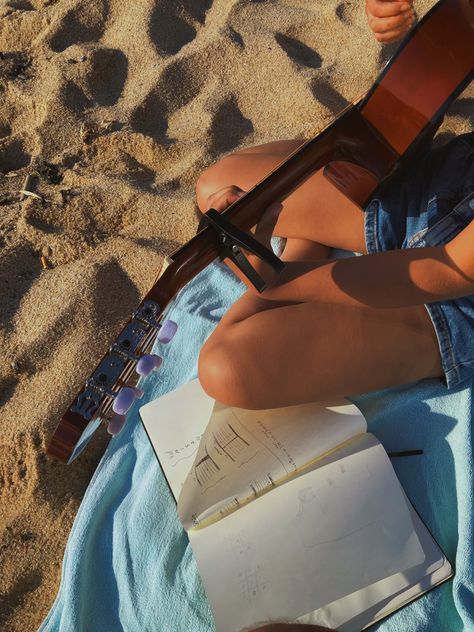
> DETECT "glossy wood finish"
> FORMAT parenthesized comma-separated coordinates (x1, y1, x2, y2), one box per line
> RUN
(47, 0, 474, 463)
(361, 0, 474, 154)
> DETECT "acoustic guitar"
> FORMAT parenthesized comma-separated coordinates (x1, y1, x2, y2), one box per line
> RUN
(47, 0, 474, 463)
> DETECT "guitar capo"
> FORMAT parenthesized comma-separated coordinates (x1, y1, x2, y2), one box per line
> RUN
(198, 208, 285, 293)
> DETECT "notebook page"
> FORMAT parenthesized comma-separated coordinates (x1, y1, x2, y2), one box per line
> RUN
(178, 394, 367, 529)
(139, 378, 215, 499)
(296, 503, 449, 631)
(189, 433, 425, 632)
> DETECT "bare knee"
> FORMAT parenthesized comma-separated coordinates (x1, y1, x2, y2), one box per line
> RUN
(195, 156, 236, 212)
(198, 337, 263, 409)
(195, 169, 214, 212)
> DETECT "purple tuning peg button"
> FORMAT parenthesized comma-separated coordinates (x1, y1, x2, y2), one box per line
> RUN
(157, 320, 177, 344)
(107, 413, 127, 436)
(136, 354, 163, 377)
(112, 386, 143, 415)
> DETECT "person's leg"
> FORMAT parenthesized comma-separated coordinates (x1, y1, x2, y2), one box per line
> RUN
(198, 288, 444, 409)
(195, 140, 376, 256)
(197, 207, 444, 409)
(196, 141, 444, 408)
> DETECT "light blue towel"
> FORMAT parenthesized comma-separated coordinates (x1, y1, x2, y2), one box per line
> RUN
(40, 255, 474, 632)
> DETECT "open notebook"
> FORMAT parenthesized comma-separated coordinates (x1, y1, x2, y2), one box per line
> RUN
(139, 378, 452, 632)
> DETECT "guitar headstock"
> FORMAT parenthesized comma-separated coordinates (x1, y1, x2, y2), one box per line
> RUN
(47, 298, 178, 463)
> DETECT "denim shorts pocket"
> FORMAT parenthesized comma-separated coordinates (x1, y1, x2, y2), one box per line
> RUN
(407, 193, 474, 249)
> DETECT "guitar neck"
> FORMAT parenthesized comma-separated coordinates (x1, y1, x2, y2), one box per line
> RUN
(150, 105, 398, 309)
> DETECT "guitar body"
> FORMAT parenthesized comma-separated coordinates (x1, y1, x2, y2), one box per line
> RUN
(48, 0, 474, 463)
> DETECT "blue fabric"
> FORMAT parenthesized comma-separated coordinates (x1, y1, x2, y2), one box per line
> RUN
(364, 132, 474, 390)
(39, 253, 474, 632)
(365, 133, 474, 254)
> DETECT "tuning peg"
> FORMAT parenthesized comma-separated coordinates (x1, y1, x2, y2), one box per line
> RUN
(136, 353, 162, 377)
(107, 413, 127, 435)
(112, 386, 144, 415)
(158, 320, 177, 344)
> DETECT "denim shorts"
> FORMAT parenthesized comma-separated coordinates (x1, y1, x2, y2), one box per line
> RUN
(364, 132, 474, 389)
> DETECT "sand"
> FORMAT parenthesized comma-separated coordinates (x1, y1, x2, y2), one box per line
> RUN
(0, 0, 472, 629)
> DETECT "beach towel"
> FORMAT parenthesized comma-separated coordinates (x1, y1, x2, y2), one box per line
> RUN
(39, 250, 474, 632)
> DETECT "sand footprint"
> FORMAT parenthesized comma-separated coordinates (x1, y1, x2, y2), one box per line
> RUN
(88, 259, 140, 330)
(208, 96, 253, 156)
(0, 564, 43, 632)
(5, 0, 34, 10)
(62, 79, 90, 114)
(0, 570, 42, 630)
(0, 119, 12, 139)
(0, 244, 41, 336)
(84, 48, 128, 106)
(150, 0, 213, 56)
(0, 51, 31, 81)
(335, 0, 356, 26)
(0, 373, 18, 408)
(0, 136, 31, 173)
(130, 54, 207, 140)
(48, 0, 109, 53)
(130, 94, 170, 142)
(274, 33, 322, 70)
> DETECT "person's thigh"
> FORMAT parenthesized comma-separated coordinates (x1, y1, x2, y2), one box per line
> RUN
(195, 141, 374, 254)
(199, 292, 443, 409)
